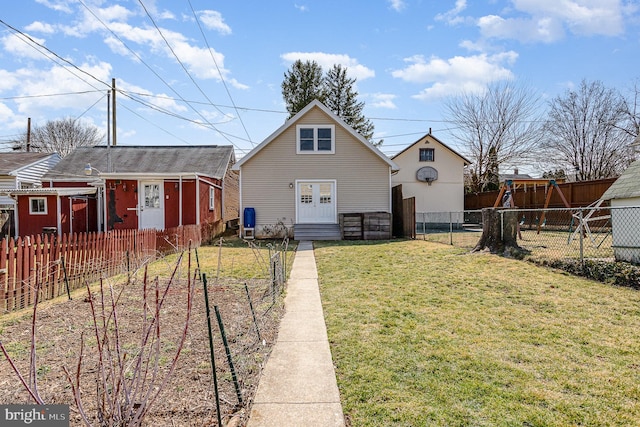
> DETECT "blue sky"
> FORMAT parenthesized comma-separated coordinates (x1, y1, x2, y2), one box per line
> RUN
(1, 0, 639, 163)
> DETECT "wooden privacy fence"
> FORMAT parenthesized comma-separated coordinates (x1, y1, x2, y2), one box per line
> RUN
(464, 178, 617, 210)
(0, 225, 202, 314)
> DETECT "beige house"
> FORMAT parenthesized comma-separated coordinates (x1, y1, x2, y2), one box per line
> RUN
(391, 132, 470, 229)
(232, 100, 398, 240)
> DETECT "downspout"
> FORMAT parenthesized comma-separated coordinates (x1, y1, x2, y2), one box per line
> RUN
(238, 168, 243, 234)
(195, 174, 200, 225)
(102, 184, 107, 232)
(13, 196, 19, 237)
(57, 195, 62, 235)
(179, 175, 183, 226)
(388, 166, 393, 212)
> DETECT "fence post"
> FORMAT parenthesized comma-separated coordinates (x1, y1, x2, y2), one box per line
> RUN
(579, 209, 584, 269)
(201, 274, 223, 427)
(60, 256, 71, 300)
(449, 211, 453, 245)
(214, 305, 243, 405)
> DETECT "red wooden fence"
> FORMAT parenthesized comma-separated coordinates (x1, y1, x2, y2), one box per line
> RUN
(0, 225, 202, 314)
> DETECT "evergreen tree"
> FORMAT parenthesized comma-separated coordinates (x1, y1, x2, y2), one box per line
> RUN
(323, 64, 376, 142)
(281, 60, 325, 119)
(281, 62, 379, 145)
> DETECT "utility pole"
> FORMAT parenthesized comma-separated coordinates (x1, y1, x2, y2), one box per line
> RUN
(107, 91, 112, 173)
(26, 117, 31, 152)
(112, 78, 117, 147)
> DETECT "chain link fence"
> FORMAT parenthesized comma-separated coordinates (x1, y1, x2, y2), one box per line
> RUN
(418, 206, 640, 265)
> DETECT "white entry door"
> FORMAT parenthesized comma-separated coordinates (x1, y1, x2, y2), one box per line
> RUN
(139, 181, 164, 230)
(297, 181, 336, 223)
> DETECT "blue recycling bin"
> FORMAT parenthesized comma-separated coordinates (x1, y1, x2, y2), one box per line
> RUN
(243, 207, 255, 228)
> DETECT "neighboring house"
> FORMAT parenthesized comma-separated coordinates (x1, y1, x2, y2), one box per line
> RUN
(232, 100, 399, 240)
(601, 160, 640, 264)
(0, 152, 61, 238)
(391, 132, 470, 228)
(6, 145, 238, 237)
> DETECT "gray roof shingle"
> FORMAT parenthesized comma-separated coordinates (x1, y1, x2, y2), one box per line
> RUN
(601, 160, 640, 200)
(0, 152, 56, 175)
(43, 146, 234, 181)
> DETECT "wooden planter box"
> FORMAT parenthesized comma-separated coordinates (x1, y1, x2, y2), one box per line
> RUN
(340, 212, 391, 240)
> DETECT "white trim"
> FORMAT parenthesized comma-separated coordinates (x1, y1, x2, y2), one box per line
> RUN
(195, 175, 200, 225)
(295, 179, 337, 224)
(179, 175, 183, 226)
(68, 197, 73, 234)
(296, 124, 336, 154)
(29, 197, 48, 215)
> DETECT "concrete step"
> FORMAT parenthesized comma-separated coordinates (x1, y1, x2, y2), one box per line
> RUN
(294, 224, 341, 241)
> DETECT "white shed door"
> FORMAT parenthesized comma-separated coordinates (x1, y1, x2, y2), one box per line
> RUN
(139, 181, 164, 230)
(297, 181, 336, 224)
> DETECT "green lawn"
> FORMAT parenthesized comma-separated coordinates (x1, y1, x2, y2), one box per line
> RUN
(314, 239, 640, 427)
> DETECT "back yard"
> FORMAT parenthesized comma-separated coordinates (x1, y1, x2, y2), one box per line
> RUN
(315, 239, 640, 427)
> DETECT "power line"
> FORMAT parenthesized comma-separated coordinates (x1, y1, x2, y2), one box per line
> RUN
(77, 0, 246, 151)
(0, 19, 111, 90)
(136, 0, 244, 149)
(187, 0, 253, 145)
(0, 90, 105, 101)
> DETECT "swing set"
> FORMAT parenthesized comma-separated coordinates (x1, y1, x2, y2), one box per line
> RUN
(493, 179, 611, 246)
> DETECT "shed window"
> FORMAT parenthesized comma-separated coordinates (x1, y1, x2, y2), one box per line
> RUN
(419, 148, 435, 162)
(209, 186, 215, 210)
(29, 197, 47, 215)
(296, 125, 335, 154)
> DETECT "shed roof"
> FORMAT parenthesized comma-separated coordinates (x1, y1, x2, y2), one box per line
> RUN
(43, 145, 235, 181)
(601, 160, 640, 200)
(0, 152, 59, 175)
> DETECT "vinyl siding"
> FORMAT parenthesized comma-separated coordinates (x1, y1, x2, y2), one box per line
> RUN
(392, 135, 466, 213)
(240, 107, 391, 232)
(0, 177, 17, 207)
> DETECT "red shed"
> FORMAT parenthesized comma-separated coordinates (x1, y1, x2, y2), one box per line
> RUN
(40, 145, 238, 235)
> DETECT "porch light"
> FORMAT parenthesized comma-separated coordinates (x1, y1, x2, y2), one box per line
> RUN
(84, 163, 101, 176)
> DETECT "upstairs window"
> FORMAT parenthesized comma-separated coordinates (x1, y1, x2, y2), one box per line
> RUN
(297, 125, 335, 154)
(209, 187, 215, 210)
(419, 148, 435, 162)
(29, 197, 47, 215)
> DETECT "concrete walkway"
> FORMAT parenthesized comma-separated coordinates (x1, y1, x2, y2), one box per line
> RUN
(247, 241, 345, 427)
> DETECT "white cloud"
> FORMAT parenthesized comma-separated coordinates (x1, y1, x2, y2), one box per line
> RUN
(24, 21, 56, 34)
(199, 10, 232, 35)
(294, 4, 309, 12)
(281, 52, 375, 81)
(435, 0, 467, 25)
(369, 93, 397, 109)
(478, 0, 625, 43)
(391, 52, 517, 100)
(0, 33, 49, 60)
(388, 0, 406, 12)
(34, 0, 73, 14)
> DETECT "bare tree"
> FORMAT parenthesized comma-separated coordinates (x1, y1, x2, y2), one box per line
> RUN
(620, 79, 640, 145)
(13, 117, 104, 157)
(542, 79, 633, 181)
(444, 81, 543, 193)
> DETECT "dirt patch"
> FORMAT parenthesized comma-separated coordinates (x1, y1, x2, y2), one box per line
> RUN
(0, 255, 285, 426)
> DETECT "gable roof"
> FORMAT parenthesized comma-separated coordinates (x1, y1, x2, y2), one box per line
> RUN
(43, 145, 235, 181)
(391, 133, 472, 165)
(233, 100, 398, 171)
(601, 160, 640, 200)
(0, 152, 60, 175)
